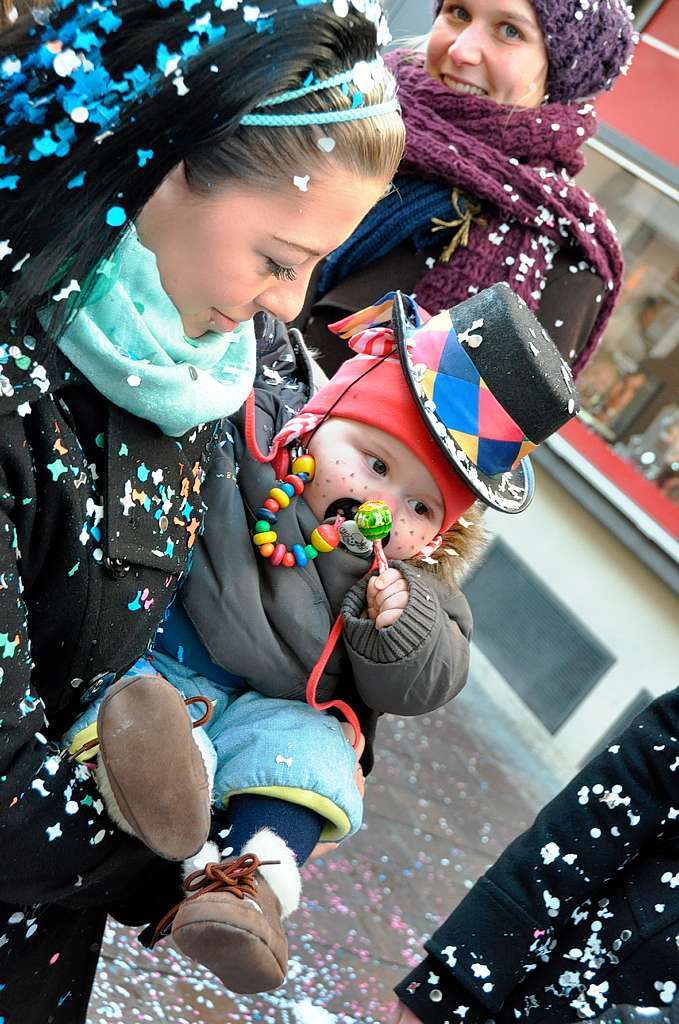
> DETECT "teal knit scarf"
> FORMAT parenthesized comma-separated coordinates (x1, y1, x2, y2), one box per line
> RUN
(50, 226, 256, 437)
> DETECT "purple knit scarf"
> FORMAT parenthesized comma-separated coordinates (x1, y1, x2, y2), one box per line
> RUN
(387, 52, 624, 375)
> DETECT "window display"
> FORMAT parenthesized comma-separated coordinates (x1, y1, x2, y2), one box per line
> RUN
(574, 149, 679, 516)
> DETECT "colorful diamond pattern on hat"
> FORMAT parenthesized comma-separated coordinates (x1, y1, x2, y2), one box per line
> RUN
(413, 311, 536, 477)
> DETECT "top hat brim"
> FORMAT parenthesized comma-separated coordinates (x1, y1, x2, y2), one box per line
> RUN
(392, 291, 535, 514)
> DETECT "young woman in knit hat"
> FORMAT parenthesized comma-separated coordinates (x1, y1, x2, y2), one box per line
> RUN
(299, 0, 636, 379)
(0, 0, 404, 1018)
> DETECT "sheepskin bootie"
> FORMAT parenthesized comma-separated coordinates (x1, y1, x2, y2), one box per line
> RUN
(152, 830, 301, 994)
(94, 674, 213, 861)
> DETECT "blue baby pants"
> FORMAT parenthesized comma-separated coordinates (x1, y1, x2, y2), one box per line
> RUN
(66, 652, 364, 842)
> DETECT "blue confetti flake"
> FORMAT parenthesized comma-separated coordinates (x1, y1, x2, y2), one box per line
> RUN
(106, 206, 126, 227)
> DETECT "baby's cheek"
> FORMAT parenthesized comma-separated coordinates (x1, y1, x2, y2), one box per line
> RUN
(389, 517, 432, 557)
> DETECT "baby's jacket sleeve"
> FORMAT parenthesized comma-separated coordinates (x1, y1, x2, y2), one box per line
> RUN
(340, 561, 472, 716)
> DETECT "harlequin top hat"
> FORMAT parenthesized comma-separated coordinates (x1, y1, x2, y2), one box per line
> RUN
(302, 282, 579, 517)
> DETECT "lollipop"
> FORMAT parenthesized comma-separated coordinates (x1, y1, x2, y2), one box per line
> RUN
(355, 499, 392, 572)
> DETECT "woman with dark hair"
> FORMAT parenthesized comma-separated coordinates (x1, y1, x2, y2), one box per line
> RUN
(299, 0, 636, 378)
(0, 0, 403, 1018)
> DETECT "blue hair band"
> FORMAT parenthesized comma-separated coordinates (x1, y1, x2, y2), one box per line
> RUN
(240, 96, 399, 127)
(259, 59, 382, 107)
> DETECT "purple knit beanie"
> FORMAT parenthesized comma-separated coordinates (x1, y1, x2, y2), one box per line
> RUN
(431, 0, 637, 103)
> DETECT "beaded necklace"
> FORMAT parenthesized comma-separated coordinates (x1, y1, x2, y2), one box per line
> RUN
(251, 453, 345, 568)
(252, 452, 393, 572)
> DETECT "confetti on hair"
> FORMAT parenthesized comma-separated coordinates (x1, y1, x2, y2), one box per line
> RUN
(106, 206, 126, 227)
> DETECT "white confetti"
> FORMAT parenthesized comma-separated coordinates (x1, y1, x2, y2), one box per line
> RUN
(127, 374, 141, 388)
(53, 48, 81, 77)
(540, 841, 560, 864)
(459, 318, 484, 348)
(53, 279, 80, 302)
(276, 754, 293, 768)
(46, 823, 63, 841)
(316, 136, 336, 153)
(292, 1000, 337, 1023)
(293, 175, 310, 192)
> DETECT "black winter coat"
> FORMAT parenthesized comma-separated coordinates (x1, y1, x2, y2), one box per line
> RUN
(395, 687, 679, 1022)
(0, 340, 216, 908)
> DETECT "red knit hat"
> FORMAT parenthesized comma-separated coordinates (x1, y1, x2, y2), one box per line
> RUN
(302, 352, 477, 533)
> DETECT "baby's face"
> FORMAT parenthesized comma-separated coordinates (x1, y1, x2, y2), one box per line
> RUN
(304, 419, 445, 560)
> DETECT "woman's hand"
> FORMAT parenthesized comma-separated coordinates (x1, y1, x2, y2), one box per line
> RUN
(390, 1002, 424, 1023)
(366, 567, 409, 629)
(309, 721, 366, 860)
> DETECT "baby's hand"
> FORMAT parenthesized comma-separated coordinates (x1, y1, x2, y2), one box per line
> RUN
(366, 567, 409, 630)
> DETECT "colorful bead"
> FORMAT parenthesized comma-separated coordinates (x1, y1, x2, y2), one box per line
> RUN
(253, 450, 337, 570)
(311, 523, 340, 553)
(284, 474, 305, 495)
(253, 530, 277, 546)
(291, 544, 308, 567)
(269, 486, 290, 508)
(270, 544, 286, 566)
(355, 499, 392, 540)
(256, 507, 277, 524)
(292, 454, 315, 481)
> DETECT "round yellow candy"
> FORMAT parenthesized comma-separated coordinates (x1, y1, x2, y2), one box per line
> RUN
(269, 487, 290, 508)
(253, 530, 277, 546)
(292, 455, 316, 482)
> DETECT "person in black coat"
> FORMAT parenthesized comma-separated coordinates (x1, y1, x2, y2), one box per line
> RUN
(0, 1, 404, 1020)
(391, 687, 679, 1023)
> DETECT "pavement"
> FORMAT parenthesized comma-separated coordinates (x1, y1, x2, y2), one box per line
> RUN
(86, 658, 568, 1024)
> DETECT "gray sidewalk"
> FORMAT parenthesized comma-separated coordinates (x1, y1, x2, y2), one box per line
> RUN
(87, 662, 567, 1024)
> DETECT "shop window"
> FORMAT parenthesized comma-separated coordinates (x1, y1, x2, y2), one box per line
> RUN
(573, 149, 679, 526)
(464, 539, 616, 734)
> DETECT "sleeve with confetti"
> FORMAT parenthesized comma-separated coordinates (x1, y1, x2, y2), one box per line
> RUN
(340, 561, 472, 716)
(395, 687, 679, 1020)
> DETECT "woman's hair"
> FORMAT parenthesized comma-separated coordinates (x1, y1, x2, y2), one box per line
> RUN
(0, 0, 403, 339)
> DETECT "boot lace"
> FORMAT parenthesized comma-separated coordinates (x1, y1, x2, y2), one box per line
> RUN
(149, 853, 280, 947)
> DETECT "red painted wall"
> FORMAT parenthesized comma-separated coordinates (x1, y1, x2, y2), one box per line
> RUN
(595, 0, 679, 167)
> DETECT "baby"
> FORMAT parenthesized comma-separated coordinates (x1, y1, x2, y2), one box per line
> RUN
(67, 283, 579, 994)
